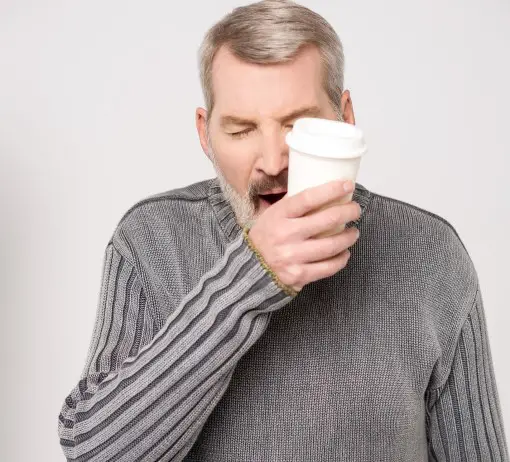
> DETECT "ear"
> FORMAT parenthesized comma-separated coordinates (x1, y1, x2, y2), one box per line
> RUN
(196, 107, 210, 159)
(340, 90, 356, 125)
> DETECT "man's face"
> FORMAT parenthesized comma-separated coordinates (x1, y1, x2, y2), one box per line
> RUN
(196, 44, 352, 228)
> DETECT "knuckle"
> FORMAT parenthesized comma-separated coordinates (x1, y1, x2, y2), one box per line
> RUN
(327, 209, 341, 227)
(341, 202, 359, 223)
(291, 265, 304, 283)
(336, 234, 349, 251)
(327, 259, 339, 276)
(338, 250, 350, 268)
(329, 237, 344, 255)
(302, 190, 313, 209)
(279, 245, 294, 263)
(348, 225, 360, 238)
(350, 201, 360, 217)
(334, 206, 348, 226)
(293, 265, 304, 280)
(281, 265, 303, 286)
(332, 181, 344, 197)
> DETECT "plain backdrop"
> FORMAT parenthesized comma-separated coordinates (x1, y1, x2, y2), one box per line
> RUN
(0, 0, 509, 460)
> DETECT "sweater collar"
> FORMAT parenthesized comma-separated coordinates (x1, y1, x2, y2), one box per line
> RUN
(208, 177, 372, 243)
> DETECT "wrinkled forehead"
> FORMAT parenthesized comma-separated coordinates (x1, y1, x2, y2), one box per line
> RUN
(209, 45, 328, 120)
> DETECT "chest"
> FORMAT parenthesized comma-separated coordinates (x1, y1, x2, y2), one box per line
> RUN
(183, 278, 436, 461)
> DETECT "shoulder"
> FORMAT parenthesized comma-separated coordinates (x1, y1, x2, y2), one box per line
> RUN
(366, 189, 482, 385)
(368, 189, 471, 258)
(109, 178, 215, 258)
(365, 187, 479, 314)
(120, 178, 212, 223)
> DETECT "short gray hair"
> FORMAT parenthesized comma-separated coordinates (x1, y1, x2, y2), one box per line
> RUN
(198, 0, 345, 120)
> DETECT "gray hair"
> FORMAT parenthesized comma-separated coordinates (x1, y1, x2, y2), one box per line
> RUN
(198, 0, 345, 121)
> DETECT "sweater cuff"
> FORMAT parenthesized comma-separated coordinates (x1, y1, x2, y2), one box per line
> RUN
(242, 226, 298, 298)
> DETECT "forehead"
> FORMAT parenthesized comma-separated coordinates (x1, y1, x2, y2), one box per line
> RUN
(210, 45, 327, 118)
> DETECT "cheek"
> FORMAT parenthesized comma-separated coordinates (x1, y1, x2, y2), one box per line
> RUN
(212, 138, 257, 191)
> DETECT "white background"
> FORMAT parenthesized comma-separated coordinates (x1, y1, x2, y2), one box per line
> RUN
(0, 0, 508, 460)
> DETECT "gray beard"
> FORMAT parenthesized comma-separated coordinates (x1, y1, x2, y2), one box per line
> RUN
(209, 150, 257, 230)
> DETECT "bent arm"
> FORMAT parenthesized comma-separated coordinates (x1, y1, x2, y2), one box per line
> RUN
(58, 235, 293, 461)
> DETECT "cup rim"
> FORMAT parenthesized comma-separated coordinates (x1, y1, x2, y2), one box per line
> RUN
(286, 117, 367, 159)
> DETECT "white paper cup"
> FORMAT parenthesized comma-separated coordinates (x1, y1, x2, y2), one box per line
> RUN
(285, 118, 367, 237)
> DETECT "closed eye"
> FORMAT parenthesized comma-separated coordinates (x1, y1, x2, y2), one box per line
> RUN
(229, 124, 292, 138)
(229, 128, 254, 139)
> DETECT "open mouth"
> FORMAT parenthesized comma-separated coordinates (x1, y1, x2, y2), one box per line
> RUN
(259, 192, 287, 206)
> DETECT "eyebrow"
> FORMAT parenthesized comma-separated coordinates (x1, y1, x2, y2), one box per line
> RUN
(219, 105, 322, 128)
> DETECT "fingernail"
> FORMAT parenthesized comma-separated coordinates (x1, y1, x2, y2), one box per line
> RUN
(343, 180, 354, 192)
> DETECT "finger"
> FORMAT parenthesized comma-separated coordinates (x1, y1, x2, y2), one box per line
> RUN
(284, 179, 354, 218)
(296, 226, 359, 263)
(303, 248, 351, 283)
(296, 201, 361, 239)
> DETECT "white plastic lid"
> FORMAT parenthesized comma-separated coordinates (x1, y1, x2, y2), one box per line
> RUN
(285, 117, 368, 159)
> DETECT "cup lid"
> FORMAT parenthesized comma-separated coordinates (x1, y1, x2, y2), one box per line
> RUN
(286, 117, 368, 159)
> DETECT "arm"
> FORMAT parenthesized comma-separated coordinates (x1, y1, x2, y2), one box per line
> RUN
(425, 289, 509, 461)
(58, 234, 294, 461)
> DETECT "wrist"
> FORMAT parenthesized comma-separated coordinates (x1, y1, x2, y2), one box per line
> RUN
(242, 226, 298, 298)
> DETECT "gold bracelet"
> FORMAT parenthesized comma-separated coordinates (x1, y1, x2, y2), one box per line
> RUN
(242, 226, 298, 298)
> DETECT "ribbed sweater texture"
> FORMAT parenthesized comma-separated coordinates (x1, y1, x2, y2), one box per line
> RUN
(58, 178, 509, 461)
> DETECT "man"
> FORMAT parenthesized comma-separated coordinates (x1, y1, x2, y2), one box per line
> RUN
(58, 0, 509, 460)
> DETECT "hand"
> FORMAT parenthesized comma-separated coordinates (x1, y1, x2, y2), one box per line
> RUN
(248, 180, 361, 293)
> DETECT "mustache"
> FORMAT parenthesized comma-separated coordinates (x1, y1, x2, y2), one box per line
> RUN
(209, 146, 288, 199)
(249, 172, 288, 197)
(210, 152, 287, 201)
(249, 170, 289, 194)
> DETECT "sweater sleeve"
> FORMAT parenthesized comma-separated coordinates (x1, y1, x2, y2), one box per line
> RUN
(425, 289, 509, 461)
(58, 234, 294, 461)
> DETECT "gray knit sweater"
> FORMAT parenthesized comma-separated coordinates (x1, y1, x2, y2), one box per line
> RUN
(58, 177, 509, 461)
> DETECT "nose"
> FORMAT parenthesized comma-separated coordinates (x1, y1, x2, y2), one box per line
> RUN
(257, 130, 290, 177)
